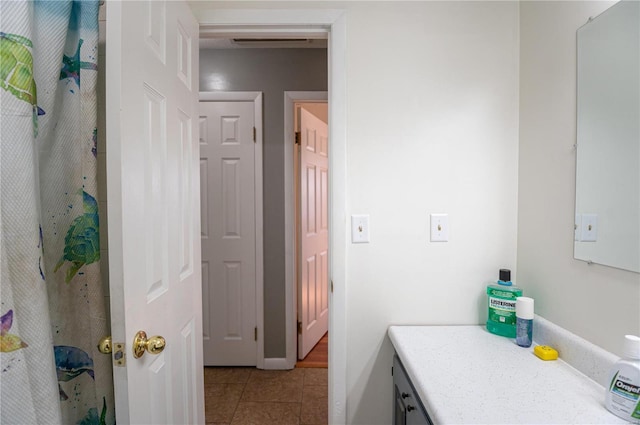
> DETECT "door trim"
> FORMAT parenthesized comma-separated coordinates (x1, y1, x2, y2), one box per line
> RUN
(284, 91, 328, 367)
(199, 91, 264, 369)
(199, 10, 347, 424)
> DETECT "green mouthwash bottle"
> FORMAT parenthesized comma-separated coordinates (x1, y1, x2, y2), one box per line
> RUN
(486, 269, 522, 338)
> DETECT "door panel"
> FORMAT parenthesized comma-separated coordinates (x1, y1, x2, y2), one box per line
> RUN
(200, 101, 257, 366)
(298, 107, 329, 359)
(106, 0, 203, 423)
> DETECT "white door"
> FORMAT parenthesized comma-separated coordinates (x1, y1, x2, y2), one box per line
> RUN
(105, 1, 204, 423)
(298, 107, 329, 359)
(200, 100, 258, 366)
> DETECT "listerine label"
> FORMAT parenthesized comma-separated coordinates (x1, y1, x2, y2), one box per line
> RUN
(487, 288, 519, 326)
(489, 297, 516, 311)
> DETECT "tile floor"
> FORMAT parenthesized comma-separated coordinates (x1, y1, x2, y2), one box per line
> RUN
(204, 367, 328, 425)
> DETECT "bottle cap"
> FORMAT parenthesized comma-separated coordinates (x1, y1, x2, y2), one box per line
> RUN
(499, 269, 511, 283)
(516, 297, 534, 320)
(622, 335, 640, 359)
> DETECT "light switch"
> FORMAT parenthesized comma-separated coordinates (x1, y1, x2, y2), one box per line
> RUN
(351, 215, 370, 243)
(430, 214, 449, 242)
(580, 214, 598, 242)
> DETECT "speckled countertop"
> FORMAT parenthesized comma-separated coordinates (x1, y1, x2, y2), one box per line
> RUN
(388, 325, 627, 424)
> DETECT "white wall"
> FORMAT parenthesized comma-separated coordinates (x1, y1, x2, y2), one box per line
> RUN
(518, 0, 640, 358)
(344, 3, 519, 422)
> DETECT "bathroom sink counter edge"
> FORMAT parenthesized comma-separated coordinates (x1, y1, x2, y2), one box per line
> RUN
(388, 322, 627, 424)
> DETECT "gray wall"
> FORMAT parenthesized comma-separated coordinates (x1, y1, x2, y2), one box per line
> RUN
(200, 48, 328, 358)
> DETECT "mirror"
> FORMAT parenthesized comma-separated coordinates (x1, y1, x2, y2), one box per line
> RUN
(575, 0, 639, 273)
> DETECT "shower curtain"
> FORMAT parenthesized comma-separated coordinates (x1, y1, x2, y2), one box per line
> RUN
(0, 1, 114, 424)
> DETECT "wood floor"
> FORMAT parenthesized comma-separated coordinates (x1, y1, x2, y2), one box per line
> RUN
(296, 333, 328, 368)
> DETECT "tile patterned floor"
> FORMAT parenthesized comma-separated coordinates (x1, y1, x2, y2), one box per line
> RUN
(204, 367, 328, 425)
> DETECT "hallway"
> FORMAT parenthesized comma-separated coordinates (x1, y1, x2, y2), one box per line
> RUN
(204, 367, 327, 424)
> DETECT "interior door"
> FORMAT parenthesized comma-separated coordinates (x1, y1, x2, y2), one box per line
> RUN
(200, 100, 258, 366)
(298, 106, 329, 359)
(105, 1, 204, 423)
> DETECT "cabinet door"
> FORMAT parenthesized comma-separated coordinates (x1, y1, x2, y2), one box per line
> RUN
(394, 384, 407, 425)
(407, 406, 430, 425)
(393, 355, 433, 425)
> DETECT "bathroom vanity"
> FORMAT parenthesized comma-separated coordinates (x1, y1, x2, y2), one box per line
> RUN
(389, 324, 628, 424)
(393, 354, 432, 424)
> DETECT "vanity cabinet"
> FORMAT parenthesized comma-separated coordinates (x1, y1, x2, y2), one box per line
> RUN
(393, 354, 432, 425)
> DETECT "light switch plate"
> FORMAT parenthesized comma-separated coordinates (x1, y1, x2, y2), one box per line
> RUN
(430, 213, 449, 242)
(575, 214, 582, 241)
(581, 214, 598, 242)
(351, 215, 370, 243)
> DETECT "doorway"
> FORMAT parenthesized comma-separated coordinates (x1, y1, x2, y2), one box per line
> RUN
(285, 93, 329, 366)
(295, 102, 329, 362)
(103, 5, 348, 422)
(199, 92, 264, 368)
(197, 16, 348, 425)
(199, 43, 329, 370)
(199, 47, 330, 424)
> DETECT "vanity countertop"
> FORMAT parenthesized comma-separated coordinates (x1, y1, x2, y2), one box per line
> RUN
(388, 325, 627, 424)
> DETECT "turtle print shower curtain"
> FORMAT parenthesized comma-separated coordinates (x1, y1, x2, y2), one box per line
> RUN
(0, 1, 114, 423)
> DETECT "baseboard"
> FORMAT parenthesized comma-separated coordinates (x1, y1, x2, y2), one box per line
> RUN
(263, 357, 295, 370)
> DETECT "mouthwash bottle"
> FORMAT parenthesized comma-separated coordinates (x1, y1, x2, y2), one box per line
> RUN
(486, 269, 522, 338)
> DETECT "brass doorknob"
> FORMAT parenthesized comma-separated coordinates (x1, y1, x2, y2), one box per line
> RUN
(132, 330, 166, 359)
(97, 336, 112, 354)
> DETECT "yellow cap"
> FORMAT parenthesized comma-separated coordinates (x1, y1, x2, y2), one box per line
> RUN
(534, 345, 558, 360)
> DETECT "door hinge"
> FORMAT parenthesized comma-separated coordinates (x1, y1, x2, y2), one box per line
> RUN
(253, 127, 256, 143)
(391, 366, 394, 376)
(331, 280, 334, 293)
(295, 131, 301, 145)
(297, 321, 302, 334)
(254, 327, 257, 341)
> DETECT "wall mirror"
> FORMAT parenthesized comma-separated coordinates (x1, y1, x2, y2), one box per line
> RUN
(575, 0, 639, 273)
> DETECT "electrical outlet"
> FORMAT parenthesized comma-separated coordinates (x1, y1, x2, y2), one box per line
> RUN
(430, 214, 449, 242)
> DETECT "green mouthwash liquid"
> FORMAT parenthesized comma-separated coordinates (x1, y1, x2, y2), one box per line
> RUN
(486, 269, 522, 338)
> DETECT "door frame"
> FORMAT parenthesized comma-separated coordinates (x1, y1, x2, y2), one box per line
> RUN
(284, 91, 328, 366)
(199, 9, 347, 424)
(199, 91, 265, 369)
